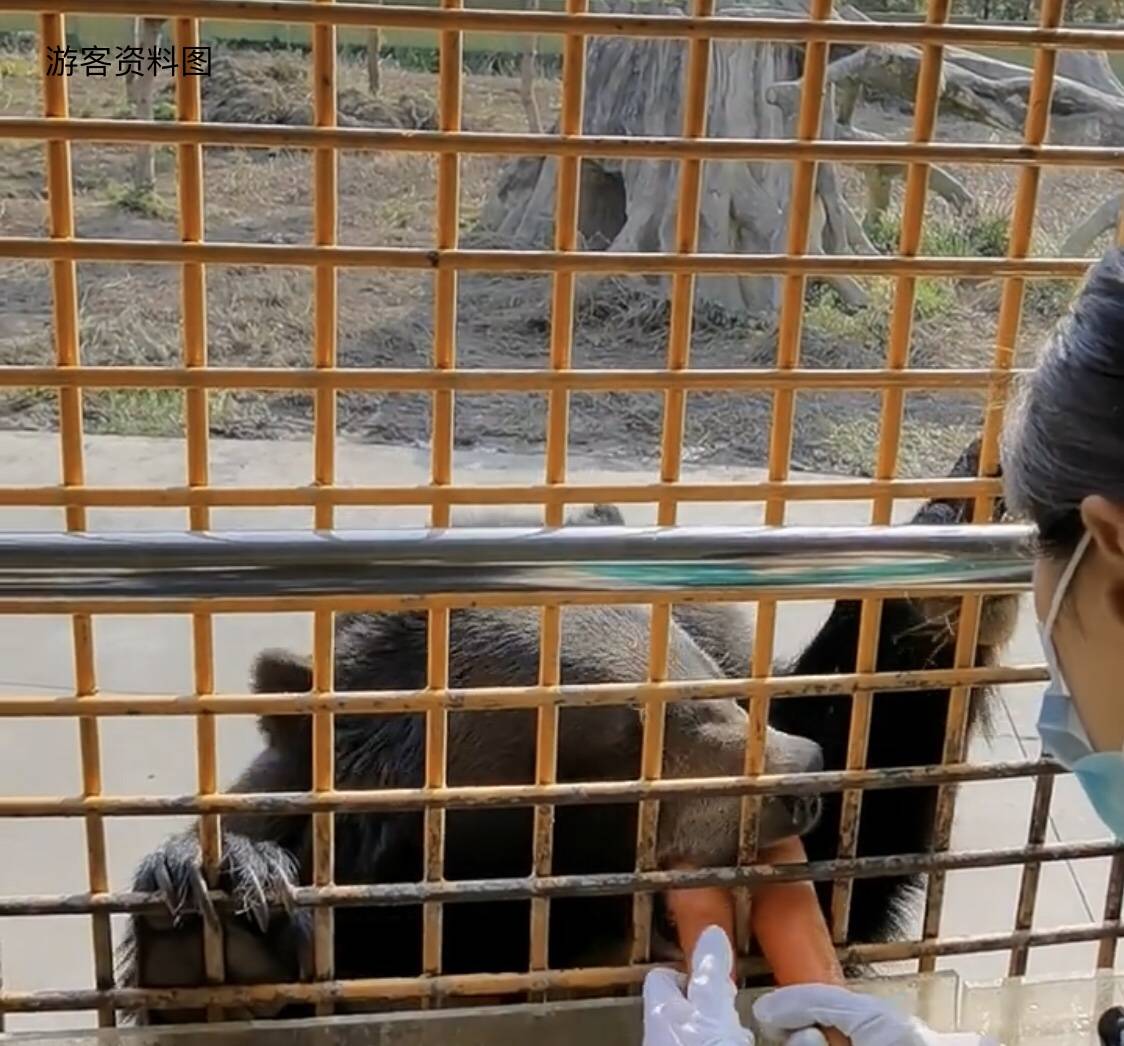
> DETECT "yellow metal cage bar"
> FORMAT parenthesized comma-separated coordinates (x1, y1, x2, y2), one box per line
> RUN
(170, 13, 226, 1021)
(916, 0, 1067, 977)
(5, 0, 1124, 46)
(737, 0, 834, 965)
(422, 0, 464, 997)
(7, 117, 1124, 164)
(830, 0, 952, 944)
(531, 0, 588, 991)
(0, 474, 1008, 510)
(311, 0, 340, 1013)
(3, 239, 1101, 274)
(3, 0, 1124, 1023)
(632, 0, 715, 969)
(37, 11, 115, 1029)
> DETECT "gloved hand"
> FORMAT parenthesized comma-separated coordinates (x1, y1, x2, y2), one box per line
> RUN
(642, 926, 754, 1046)
(753, 984, 1001, 1046)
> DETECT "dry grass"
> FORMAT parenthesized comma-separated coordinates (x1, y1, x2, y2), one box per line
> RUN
(0, 43, 1116, 477)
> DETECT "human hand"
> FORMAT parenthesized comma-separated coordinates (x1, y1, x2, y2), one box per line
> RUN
(752, 984, 1000, 1046)
(642, 926, 754, 1046)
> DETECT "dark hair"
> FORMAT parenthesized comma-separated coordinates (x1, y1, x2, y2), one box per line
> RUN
(1002, 246, 1124, 558)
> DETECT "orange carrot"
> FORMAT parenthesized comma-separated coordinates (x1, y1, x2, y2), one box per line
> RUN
(664, 881, 737, 982)
(663, 839, 851, 1046)
(752, 835, 850, 1046)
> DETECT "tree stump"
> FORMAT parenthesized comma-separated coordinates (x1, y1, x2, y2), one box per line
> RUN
(479, 0, 1124, 317)
(480, 0, 880, 315)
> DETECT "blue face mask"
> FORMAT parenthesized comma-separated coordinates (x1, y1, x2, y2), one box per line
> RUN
(1035, 530, 1124, 839)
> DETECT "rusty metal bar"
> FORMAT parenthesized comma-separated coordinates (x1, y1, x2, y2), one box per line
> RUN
(1007, 773, 1055, 976)
(3, 921, 1124, 1016)
(0, 759, 1072, 818)
(1097, 854, 1124, 969)
(1, 839, 1120, 917)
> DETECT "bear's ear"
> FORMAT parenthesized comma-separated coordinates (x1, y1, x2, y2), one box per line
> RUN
(568, 503, 625, 527)
(251, 649, 314, 753)
(251, 648, 313, 694)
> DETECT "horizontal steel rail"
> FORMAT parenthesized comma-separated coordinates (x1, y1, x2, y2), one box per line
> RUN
(0, 523, 1034, 602)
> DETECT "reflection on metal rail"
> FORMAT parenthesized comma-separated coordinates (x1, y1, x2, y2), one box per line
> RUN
(0, 523, 1035, 601)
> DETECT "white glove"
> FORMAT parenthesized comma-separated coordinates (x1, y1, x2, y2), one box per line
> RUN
(753, 984, 1000, 1046)
(642, 926, 754, 1046)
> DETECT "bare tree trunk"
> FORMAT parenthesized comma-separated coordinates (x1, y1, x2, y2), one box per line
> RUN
(130, 17, 163, 193)
(1055, 50, 1124, 99)
(481, 0, 1124, 319)
(520, 0, 542, 133)
(1061, 194, 1122, 257)
(834, 123, 974, 224)
(125, 16, 163, 108)
(827, 43, 1124, 145)
(366, 26, 382, 96)
(481, 2, 876, 316)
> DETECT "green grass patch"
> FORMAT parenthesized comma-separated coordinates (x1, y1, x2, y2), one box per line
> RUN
(804, 274, 959, 348)
(105, 182, 175, 220)
(84, 389, 240, 438)
(0, 52, 35, 77)
(865, 209, 1010, 258)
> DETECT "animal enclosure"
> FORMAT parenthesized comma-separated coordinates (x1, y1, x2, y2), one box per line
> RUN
(0, 0, 1123, 1033)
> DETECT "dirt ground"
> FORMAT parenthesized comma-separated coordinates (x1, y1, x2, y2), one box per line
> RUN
(0, 41, 1117, 477)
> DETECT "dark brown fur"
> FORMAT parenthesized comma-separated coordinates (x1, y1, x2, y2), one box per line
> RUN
(117, 439, 1018, 1021)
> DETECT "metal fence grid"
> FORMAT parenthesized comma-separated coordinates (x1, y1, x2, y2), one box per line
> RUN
(0, 0, 1122, 1028)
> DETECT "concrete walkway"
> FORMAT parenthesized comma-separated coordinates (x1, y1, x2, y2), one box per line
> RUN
(0, 431, 1111, 1032)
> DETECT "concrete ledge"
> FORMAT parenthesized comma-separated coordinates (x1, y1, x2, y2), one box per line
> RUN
(4, 969, 1121, 1046)
(0, 972, 962, 1046)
